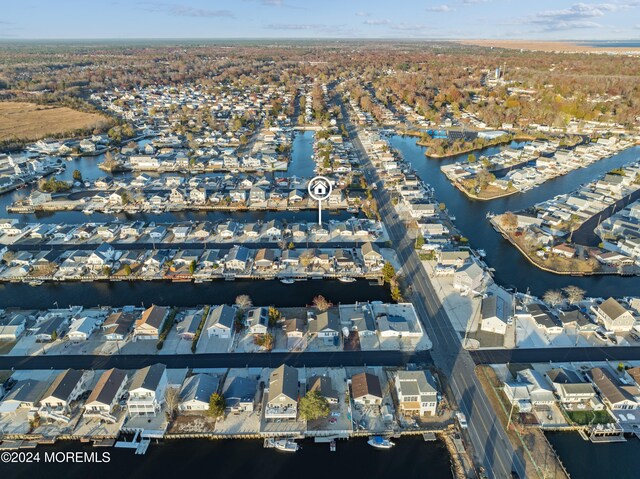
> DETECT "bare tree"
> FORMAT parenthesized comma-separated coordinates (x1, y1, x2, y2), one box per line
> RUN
(164, 387, 180, 420)
(312, 295, 332, 311)
(235, 294, 252, 311)
(501, 212, 518, 231)
(562, 285, 585, 304)
(543, 289, 564, 307)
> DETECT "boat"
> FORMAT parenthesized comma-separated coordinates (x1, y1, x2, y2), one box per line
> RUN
(476, 249, 486, 258)
(27, 280, 44, 286)
(346, 206, 359, 213)
(269, 438, 299, 452)
(82, 208, 94, 215)
(367, 436, 395, 449)
(280, 278, 295, 284)
(338, 277, 356, 283)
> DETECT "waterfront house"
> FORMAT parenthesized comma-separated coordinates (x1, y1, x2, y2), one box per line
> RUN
(133, 305, 169, 341)
(176, 309, 203, 340)
(0, 313, 27, 341)
(282, 317, 306, 338)
(39, 369, 89, 419)
(102, 310, 137, 341)
(84, 368, 128, 421)
(504, 369, 555, 410)
(527, 303, 564, 335)
(178, 374, 220, 412)
(190, 187, 207, 204)
(223, 376, 257, 413)
(339, 303, 376, 337)
(265, 364, 298, 421)
(373, 303, 423, 338)
(557, 306, 598, 332)
(453, 261, 485, 292)
(395, 370, 438, 416)
(0, 379, 47, 416)
(545, 368, 596, 404)
(351, 372, 383, 406)
(127, 364, 168, 417)
(247, 307, 269, 335)
(591, 298, 636, 332)
(204, 304, 235, 339)
(307, 375, 339, 404)
(309, 310, 340, 342)
(254, 248, 275, 269)
(437, 250, 470, 268)
(35, 314, 69, 342)
(551, 243, 576, 259)
(361, 242, 383, 268)
(224, 245, 250, 271)
(480, 295, 510, 336)
(149, 226, 168, 241)
(589, 367, 640, 410)
(67, 315, 100, 341)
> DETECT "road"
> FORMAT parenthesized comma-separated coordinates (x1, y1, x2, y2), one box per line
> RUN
(0, 350, 432, 371)
(332, 91, 526, 479)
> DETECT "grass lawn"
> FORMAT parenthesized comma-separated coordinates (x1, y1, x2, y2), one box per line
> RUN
(566, 409, 612, 425)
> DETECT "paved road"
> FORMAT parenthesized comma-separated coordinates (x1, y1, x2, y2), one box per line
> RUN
(0, 350, 432, 371)
(333, 92, 525, 479)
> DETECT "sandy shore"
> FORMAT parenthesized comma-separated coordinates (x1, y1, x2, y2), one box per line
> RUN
(458, 39, 640, 55)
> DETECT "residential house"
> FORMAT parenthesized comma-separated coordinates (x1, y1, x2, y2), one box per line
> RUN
(453, 261, 485, 292)
(84, 369, 128, 421)
(223, 376, 257, 413)
(592, 298, 636, 332)
(589, 367, 640, 410)
(224, 245, 250, 271)
(351, 372, 383, 406)
(178, 374, 220, 411)
(39, 369, 89, 418)
(265, 364, 299, 421)
(127, 364, 168, 417)
(546, 368, 596, 404)
(133, 305, 169, 341)
(204, 304, 235, 339)
(309, 311, 340, 342)
(0, 313, 27, 341)
(307, 375, 339, 404)
(102, 310, 137, 341)
(176, 310, 203, 341)
(395, 370, 438, 416)
(0, 379, 47, 416)
(67, 315, 99, 341)
(480, 295, 510, 336)
(339, 303, 376, 337)
(361, 242, 383, 268)
(247, 307, 269, 335)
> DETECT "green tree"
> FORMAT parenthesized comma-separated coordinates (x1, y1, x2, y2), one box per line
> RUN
(415, 235, 425, 250)
(208, 392, 225, 418)
(72, 169, 83, 182)
(299, 391, 330, 421)
(268, 306, 281, 326)
(123, 264, 132, 276)
(102, 265, 111, 276)
(189, 260, 197, 274)
(382, 262, 395, 283)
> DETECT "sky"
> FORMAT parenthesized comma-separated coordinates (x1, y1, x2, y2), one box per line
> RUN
(1, 0, 640, 40)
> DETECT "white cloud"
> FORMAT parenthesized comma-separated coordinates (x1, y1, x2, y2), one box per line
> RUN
(426, 5, 454, 12)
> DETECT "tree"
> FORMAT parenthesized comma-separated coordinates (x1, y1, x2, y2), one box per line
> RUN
(563, 285, 585, 304)
(123, 264, 132, 276)
(312, 295, 332, 311)
(208, 392, 225, 418)
(268, 306, 281, 326)
(235, 294, 252, 311)
(382, 262, 395, 283)
(72, 169, 82, 182)
(164, 387, 180, 420)
(543, 289, 564, 307)
(102, 265, 111, 276)
(299, 391, 330, 421)
(415, 235, 425, 250)
(467, 153, 477, 163)
(390, 279, 402, 302)
(189, 260, 196, 274)
(254, 333, 274, 351)
(501, 212, 518, 231)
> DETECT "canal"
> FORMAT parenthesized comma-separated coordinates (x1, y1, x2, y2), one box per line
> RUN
(390, 135, 640, 297)
(1, 436, 453, 479)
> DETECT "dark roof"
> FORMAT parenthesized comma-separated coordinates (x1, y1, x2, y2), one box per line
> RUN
(351, 372, 382, 399)
(86, 368, 127, 405)
(547, 368, 583, 385)
(129, 364, 166, 392)
(179, 374, 219, 404)
(268, 364, 298, 403)
(307, 376, 338, 401)
(41, 369, 84, 402)
(222, 376, 257, 407)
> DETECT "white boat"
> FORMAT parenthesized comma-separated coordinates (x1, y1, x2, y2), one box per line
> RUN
(27, 280, 44, 286)
(280, 278, 295, 284)
(367, 436, 395, 449)
(83, 208, 94, 215)
(338, 277, 356, 283)
(270, 438, 299, 452)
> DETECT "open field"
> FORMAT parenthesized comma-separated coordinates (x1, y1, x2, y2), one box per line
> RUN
(458, 39, 640, 55)
(0, 101, 112, 142)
